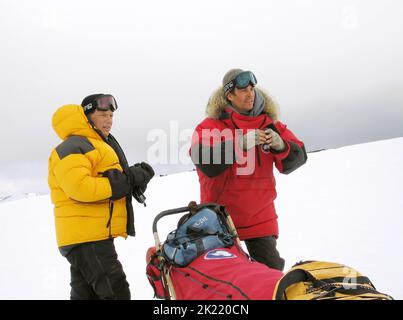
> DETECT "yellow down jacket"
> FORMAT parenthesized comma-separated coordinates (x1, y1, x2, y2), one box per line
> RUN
(48, 104, 134, 247)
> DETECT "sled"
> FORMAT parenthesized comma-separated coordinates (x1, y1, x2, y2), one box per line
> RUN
(146, 202, 393, 300)
(146, 201, 283, 300)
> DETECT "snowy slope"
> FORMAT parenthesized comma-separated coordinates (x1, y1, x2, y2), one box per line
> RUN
(1, 137, 402, 300)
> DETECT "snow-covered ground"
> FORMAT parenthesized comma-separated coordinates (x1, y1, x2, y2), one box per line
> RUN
(1, 137, 402, 300)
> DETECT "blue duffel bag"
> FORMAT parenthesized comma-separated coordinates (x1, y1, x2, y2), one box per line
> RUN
(162, 207, 234, 267)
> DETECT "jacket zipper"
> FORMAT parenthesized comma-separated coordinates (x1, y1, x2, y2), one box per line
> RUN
(106, 199, 114, 238)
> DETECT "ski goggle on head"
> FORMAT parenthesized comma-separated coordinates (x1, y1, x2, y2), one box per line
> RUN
(82, 94, 118, 115)
(223, 71, 257, 96)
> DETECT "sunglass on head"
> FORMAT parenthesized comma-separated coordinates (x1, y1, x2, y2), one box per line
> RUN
(223, 71, 257, 96)
(83, 94, 118, 113)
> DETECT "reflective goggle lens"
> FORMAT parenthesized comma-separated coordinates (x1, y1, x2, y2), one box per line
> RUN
(234, 71, 257, 89)
(95, 95, 118, 111)
(223, 71, 258, 95)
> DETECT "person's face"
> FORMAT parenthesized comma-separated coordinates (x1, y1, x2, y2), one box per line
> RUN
(89, 109, 114, 137)
(227, 85, 255, 113)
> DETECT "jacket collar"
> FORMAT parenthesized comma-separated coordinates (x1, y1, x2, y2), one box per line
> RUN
(206, 86, 280, 122)
(221, 107, 274, 129)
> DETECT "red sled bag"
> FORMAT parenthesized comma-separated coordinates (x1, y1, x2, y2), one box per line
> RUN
(146, 202, 283, 300)
(169, 245, 283, 300)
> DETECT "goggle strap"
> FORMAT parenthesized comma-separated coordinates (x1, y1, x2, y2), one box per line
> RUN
(223, 81, 235, 95)
(83, 103, 94, 112)
(223, 71, 257, 95)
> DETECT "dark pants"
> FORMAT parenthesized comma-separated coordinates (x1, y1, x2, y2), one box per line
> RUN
(244, 236, 285, 271)
(65, 238, 130, 300)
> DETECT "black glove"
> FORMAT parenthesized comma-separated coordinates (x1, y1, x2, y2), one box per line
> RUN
(139, 162, 155, 179)
(132, 185, 147, 205)
(129, 162, 155, 188)
(129, 162, 154, 205)
(103, 169, 131, 200)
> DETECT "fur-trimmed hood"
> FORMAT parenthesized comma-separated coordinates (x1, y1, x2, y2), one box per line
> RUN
(205, 86, 280, 121)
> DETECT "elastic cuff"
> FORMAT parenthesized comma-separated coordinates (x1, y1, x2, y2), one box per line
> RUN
(270, 140, 290, 159)
(104, 169, 131, 200)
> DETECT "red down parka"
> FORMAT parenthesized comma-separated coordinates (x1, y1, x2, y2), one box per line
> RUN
(190, 87, 307, 240)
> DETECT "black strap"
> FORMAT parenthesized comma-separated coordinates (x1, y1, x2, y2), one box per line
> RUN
(274, 269, 312, 300)
(194, 239, 205, 257)
(275, 269, 388, 300)
(313, 276, 374, 287)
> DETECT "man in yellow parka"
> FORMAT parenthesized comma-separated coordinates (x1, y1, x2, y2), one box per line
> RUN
(48, 94, 154, 299)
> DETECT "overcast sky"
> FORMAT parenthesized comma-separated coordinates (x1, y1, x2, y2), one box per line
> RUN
(1, 0, 403, 192)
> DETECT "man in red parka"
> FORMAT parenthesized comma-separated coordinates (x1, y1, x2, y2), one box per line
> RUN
(190, 69, 307, 271)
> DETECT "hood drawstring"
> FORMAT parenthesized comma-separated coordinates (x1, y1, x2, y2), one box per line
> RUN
(230, 112, 263, 167)
(256, 147, 261, 166)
